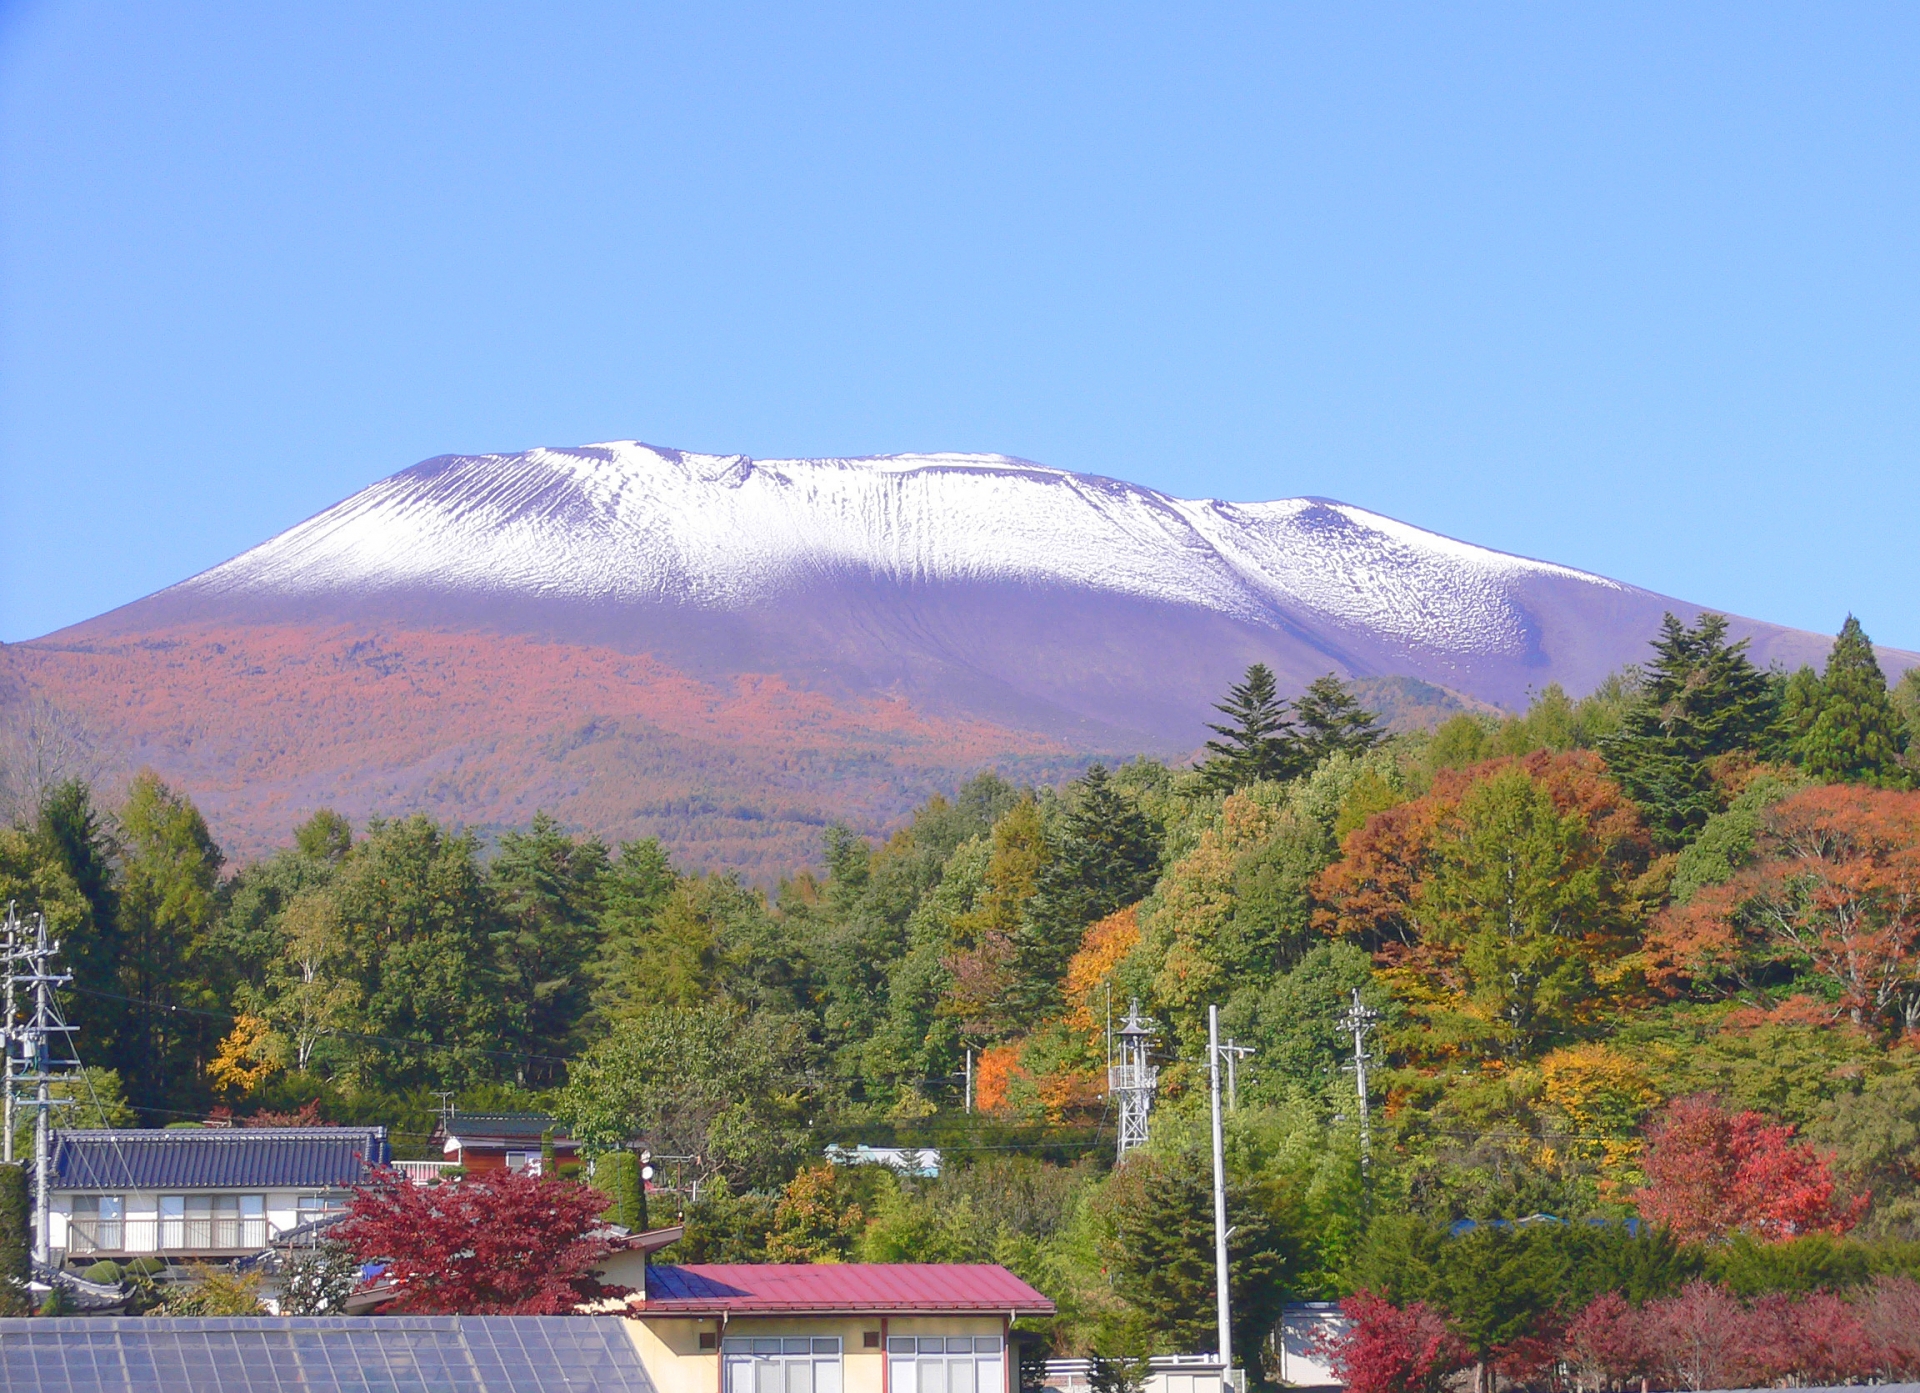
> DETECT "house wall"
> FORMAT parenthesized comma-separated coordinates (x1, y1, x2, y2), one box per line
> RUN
(49, 1188, 348, 1259)
(627, 1313, 1010, 1393)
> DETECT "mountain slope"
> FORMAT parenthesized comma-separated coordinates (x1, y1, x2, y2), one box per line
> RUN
(12, 441, 1907, 869)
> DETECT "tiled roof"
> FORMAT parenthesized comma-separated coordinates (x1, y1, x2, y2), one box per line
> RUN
(642, 1264, 1055, 1315)
(442, 1112, 572, 1142)
(50, 1128, 388, 1191)
(0, 1316, 654, 1392)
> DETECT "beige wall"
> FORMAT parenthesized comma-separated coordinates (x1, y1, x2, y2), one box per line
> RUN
(625, 1313, 1011, 1393)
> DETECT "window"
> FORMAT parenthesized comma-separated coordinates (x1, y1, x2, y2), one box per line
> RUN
(159, 1194, 268, 1250)
(724, 1336, 843, 1393)
(505, 1151, 542, 1174)
(68, 1195, 124, 1253)
(297, 1194, 348, 1223)
(889, 1336, 1004, 1393)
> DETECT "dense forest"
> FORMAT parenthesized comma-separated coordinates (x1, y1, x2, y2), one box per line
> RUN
(6, 611, 1920, 1375)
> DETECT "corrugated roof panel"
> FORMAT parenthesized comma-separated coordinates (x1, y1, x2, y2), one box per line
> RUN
(51, 1128, 389, 1191)
(643, 1264, 1055, 1315)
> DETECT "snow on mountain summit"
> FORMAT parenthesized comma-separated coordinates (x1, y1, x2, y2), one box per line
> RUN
(175, 441, 1629, 657)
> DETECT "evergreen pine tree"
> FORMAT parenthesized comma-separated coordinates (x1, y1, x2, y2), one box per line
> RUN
(1777, 665, 1826, 754)
(1011, 765, 1163, 1018)
(1201, 664, 1299, 790)
(1796, 616, 1910, 787)
(33, 781, 124, 1074)
(1293, 674, 1386, 768)
(1599, 613, 1780, 849)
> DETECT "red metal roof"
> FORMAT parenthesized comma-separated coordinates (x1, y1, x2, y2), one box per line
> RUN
(641, 1264, 1055, 1316)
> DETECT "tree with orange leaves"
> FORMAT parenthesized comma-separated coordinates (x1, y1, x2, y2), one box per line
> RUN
(1647, 784, 1920, 1036)
(1314, 751, 1655, 1061)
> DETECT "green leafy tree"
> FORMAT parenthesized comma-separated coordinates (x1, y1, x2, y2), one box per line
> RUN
(1794, 616, 1910, 787)
(490, 813, 610, 1082)
(559, 1002, 817, 1190)
(1600, 613, 1779, 848)
(328, 814, 505, 1091)
(1415, 768, 1624, 1059)
(1202, 664, 1299, 791)
(0, 1163, 28, 1315)
(293, 809, 353, 864)
(115, 771, 227, 1118)
(1294, 675, 1386, 768)
(32, 782, 122, 1064)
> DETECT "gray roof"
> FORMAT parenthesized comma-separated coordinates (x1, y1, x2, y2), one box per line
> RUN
(441, 1113, 570, 1143)
(51, 1128, 389, 1191)
(0, 1316, 656, 1391)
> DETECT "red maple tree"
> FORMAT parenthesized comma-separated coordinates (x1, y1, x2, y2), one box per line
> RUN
(1562, 1291, 1654, 1389)
(334, 1166, 622, 1314)
(1633, 1093, 1866, 1243)
(1314, 1290, 1467, 1393)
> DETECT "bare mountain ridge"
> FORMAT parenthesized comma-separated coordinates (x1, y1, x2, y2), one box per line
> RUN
(10, 442, 1907, 872)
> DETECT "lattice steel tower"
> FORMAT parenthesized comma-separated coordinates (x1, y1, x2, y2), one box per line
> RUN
(1109, 998, 1159, 1162)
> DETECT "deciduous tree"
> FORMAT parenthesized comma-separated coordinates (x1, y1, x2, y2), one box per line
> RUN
(1314, 1291, 1466, 1393)
(1633, 1094, 1865, 1244)
(1648, 785, 1920, 1035)
(336, 1167, 618, 1314)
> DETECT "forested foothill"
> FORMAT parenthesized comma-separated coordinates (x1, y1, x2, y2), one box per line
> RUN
(6, 612, 1920, 1383)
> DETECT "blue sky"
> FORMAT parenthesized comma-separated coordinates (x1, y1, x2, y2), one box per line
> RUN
(3, 3, 1916, 651)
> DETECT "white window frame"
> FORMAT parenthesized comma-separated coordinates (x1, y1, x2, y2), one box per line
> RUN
(888, 1336, 1004, 1393)
(724, 1336, 844, 1393)
(69, 1194, 125, 1253)
(159, 1193, 269, 1250)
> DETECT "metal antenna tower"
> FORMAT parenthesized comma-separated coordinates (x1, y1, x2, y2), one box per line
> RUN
(1338, 987, 1381, 1174)
(1108, 999, 1159, 1162)
(2, 906, 76, 1264)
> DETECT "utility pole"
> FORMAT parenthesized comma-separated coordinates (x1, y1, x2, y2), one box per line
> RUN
(1220, 1038, 1254, 1113)
(1339, 988, 1381, 1175)
(965, 1048, 973, 1115)
(1207, 1005, 1233, 1384)
(2, 909, 18, 1165)
(1109, 1000, 1158, 1162)
(3, 908, 75, 1266)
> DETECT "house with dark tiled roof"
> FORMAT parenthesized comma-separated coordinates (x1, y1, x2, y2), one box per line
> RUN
(48, 1126, 388, 1269)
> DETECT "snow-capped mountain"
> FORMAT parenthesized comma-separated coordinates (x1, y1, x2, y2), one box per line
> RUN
(171, 443, 1615, 663)
(16, 440, 1900, 871)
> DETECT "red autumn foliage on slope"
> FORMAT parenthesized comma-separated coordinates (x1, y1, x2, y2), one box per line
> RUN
(1313, 749, 1652, 955)
(5, 622, 1075, 874)
(1560, 1277, 1920, 1390)
(1633, 1093, 1866, 1244)
(1648, 784, 1920, 1036)
(334, 1166, 620, 1314)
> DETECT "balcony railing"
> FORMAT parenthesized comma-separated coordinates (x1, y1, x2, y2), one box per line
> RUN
(66, 1216, 269, 1255)
(394, 1160, 457, 1185)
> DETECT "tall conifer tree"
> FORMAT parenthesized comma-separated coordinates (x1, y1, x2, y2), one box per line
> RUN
(1201, 664, 1299, 790)
(1599, 613, 1778, 849)
(1796, 616, 1909, 787)
(1293, 674, 1386, 768)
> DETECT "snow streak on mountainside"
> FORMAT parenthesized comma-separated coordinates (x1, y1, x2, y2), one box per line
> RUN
(171, 443, 1626, 659)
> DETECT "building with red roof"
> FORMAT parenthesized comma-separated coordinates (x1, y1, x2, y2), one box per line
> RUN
(611, 1262, 1055, 1393)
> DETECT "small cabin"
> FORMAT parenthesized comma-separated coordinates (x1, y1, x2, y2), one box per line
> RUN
(432, 1110, 581, 1175)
